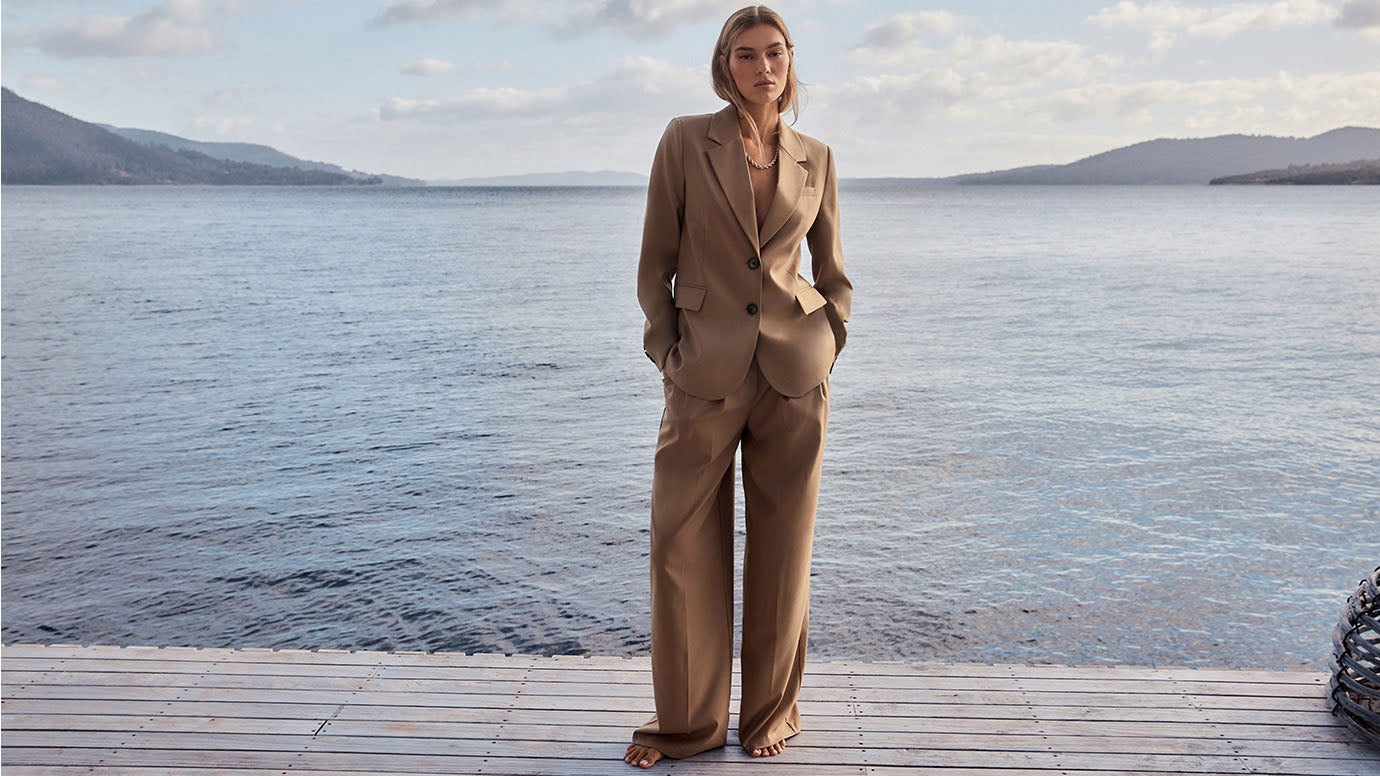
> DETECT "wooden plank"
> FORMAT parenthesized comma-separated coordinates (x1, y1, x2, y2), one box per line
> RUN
(21, 668, 1313, 718)
(0, 757, 867, 776)
(1, 726, 1368, 772)
(11, 729, 1375, 775)
(11, 695, 1336, 743)
(810, 661, 1325, 685)
(0, 659, 1329, 703)
(0, 713, 324, 736)
(0, 746, 1368, 776)
(2, 681, 1347, 730)
(849, 698, 1341, 726)
(7, 712, 1354, 767)
(2, 671, 1328, 715)
(0, 698, 650, 728)
(1, 655, 385, 679)
(2, 644, 1327, 685)
(28, 711, 1354, 766)
(0, 644, 643, 672)
(0, 687, 1345, 733)
(0, 770, 466, 776)
(0, 650, 1318, 682)
(823, 674, 1326, 698)
(1, 655, 653, 686)
(300, 720, 1374, 760)
(0, 747, 733, 776)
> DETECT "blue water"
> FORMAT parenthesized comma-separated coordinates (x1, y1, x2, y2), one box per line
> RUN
(3, 183, 1377, 670)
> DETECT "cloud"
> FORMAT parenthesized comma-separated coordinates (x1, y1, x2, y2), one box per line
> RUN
(1089, 0, 1339, 56)
(1009, 71, 1380, 130)
(850, 10, 1116, 85)
(23, 76, 67, 93)
(378, 55, 709, 123)
(822, 71, 972, 122)
(949, 36, 1118, 88)
(3, 26, 38, 51)
(849, 11, 964, 66)
(189, 114, 256, 137)
(820, 44, 1380, 141)
(209, 81, 274, 105)
(857, 10, 961, 49)
(848, 30, 1117, 95)
(381, 88, 549, 120)
(555, 0, 739, 41)
(402, 58, 458, 77)
(34, 0, 221, 58)
(361, 55, 719, 178)
(1337, 0, 1380, 29)
(369, 0, 734, 40)
(369, 0, 508, 28)
(1030, 78, 1266, 125)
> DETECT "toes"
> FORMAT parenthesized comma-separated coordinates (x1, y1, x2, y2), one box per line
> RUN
(624, 744, 662, 768)
(749, 741, 786, 757)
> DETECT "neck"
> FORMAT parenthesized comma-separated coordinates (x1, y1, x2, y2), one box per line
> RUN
(738, 102, 780, 145)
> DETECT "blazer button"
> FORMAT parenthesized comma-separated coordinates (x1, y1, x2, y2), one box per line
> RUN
(747, 257, 761, 270)
(746, 303, 759, 315)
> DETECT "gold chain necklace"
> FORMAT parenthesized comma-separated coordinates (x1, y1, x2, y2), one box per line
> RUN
(745, 148, 779, 170)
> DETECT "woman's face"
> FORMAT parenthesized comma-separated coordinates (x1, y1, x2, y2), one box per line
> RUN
(726, 23, 790, 109)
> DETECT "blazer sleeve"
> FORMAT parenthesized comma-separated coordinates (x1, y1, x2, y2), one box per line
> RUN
(806, 145, 853, 356)
(637, 118, 686, 372)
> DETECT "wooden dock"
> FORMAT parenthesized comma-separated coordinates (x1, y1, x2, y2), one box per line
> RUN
(3, 643, 1378, 774)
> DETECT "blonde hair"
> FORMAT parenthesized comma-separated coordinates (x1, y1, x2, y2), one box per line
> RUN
(711, 6, 801, 141)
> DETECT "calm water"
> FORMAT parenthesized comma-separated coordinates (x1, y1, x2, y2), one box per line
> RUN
(3, 183, 1377, 670)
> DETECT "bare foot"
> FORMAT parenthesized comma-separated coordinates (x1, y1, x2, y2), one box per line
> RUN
(624, 743, 664, 769)
(749, 740, 786, 757)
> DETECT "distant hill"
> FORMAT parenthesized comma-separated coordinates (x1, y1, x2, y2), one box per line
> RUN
(100, 125, 423, 186)
(432, 170, 647, 187)
(1211, 159, 1380, 185)
(951, 127, 1380, 185)
(2, 88, 379, 186)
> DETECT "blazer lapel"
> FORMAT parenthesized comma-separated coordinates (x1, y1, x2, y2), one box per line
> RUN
(706, 107, 759, 247)
(757, 122, 807, 247)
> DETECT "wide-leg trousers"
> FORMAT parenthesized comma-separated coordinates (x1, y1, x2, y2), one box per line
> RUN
(632, 360, 829, 758)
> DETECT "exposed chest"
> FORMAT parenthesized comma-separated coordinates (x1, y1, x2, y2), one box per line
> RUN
(747, 164, 779, 231)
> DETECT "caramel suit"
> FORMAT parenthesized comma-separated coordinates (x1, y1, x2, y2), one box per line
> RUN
(632, 106, 852, 758)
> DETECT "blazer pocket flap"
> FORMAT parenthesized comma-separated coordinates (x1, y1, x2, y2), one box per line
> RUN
(674, 283, 706, 311)
(796, 284, 828, 315)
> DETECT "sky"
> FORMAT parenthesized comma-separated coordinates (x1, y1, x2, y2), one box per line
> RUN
(3, 0, 1379, 180)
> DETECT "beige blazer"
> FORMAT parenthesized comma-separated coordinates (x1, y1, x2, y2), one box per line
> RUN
(638, 106, 852, 400)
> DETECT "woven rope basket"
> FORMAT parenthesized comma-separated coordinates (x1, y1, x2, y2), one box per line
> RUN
(1330, 566, 1380, 749)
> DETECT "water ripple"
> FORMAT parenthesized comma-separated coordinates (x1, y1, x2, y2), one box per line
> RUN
(3, 184, 1378, 670)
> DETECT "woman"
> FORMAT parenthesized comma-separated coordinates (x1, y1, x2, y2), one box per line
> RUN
(625, 6, 852, 768)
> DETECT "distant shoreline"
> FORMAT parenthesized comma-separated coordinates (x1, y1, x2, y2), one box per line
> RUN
(1210, 159, 1380, 185)
(7, 89, 1379, 187)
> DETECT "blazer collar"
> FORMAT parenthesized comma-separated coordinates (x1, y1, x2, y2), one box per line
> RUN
(706, 105, 808, 249)
(706, 105, 806, 161)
